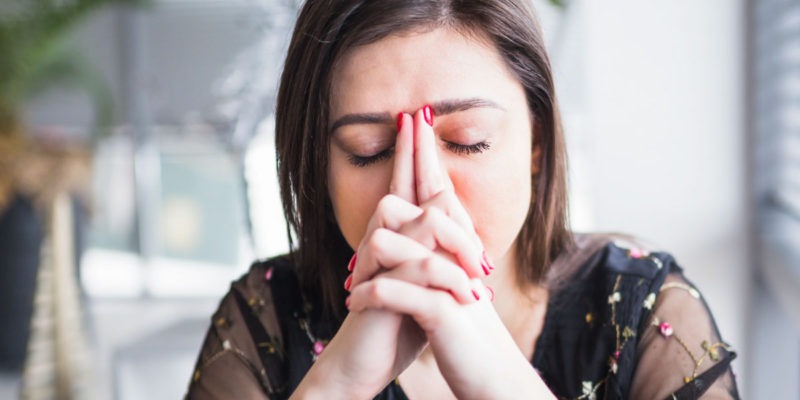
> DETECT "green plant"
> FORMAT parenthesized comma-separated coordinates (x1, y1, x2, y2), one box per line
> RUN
(0, 0, 148, 213)
(0, 0, 148, 139)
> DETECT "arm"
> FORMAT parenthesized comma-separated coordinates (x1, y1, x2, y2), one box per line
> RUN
(186, 290, 272, 399)
(630, 273, 740, 400)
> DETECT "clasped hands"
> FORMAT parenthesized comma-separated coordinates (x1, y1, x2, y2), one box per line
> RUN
(293, 106, 549, 400)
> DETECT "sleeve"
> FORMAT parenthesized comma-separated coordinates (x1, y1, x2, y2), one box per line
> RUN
(185, 263, 287, 400)
(185, 325, 271, 400)
(630, 273, 740, 400)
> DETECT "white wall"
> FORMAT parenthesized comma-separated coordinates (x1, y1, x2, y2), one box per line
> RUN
(554, 0, 750, 394)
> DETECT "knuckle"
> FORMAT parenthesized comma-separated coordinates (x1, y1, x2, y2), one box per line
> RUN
(419, 257, 436, 276)
(431, 188, 454, 204)
(368, 279, 389, 306)
(375, 194, 397, 221)
(366, 228, 391, 255)
(376, 195, 397, 216)
(420, 207, 444, 225)
(456, 273, 471, 292)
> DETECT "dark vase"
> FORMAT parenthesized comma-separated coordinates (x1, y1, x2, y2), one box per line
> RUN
(0, 194, 43, 372)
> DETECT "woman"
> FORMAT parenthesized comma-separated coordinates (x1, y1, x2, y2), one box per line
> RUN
(187, 1, 739, 399)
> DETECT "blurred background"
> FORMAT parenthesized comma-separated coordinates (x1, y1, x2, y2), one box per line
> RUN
(0, 0, 796, 398)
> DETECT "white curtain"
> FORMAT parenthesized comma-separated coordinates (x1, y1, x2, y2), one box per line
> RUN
(754, 0, 800, 328)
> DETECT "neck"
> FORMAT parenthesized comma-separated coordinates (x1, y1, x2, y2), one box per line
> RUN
(483, 249, 549, 357)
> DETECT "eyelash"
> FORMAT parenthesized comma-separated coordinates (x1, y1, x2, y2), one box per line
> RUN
(348, 147, 394, 167)
(347, 141, 492, 167)
(445, 141, 491, 155)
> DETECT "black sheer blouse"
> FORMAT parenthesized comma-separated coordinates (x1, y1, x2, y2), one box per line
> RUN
(186, 241, 739, 399)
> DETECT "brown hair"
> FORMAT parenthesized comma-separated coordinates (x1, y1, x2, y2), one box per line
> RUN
(275, 0, 572, 318)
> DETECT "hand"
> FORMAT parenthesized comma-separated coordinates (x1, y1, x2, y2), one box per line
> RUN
(346, 107, 554, 399)
(292, 110, 432, 399)
(347, 110, 489, 297)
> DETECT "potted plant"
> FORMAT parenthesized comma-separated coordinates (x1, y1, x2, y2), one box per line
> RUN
(0, 0, 146, 371)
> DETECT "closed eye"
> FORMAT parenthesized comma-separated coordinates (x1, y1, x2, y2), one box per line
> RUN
(348, 146, 395, 167)
(347, 141, 490, 167)
(445, 140, 491, 155)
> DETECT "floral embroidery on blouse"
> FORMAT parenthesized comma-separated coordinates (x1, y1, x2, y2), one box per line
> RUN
(649, 283, 734, 385)
(188, 243, 739, 400)
(565, 244, 737, 400)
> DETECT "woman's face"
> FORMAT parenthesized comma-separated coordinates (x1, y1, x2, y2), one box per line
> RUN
(328, 27, 537, 265)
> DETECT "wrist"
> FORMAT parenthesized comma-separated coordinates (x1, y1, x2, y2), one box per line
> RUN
(478, 351, 555, 399)
(291, 362, 348, 400)
(502, 363, 555, 399)
(291, 355, 375, 400)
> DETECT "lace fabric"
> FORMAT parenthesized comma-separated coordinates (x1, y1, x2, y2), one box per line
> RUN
(630, 274, 738, 399)
(185, 242, 740, 399)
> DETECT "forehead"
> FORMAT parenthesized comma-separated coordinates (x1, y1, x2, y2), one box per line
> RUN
(330, 28, 522, 118)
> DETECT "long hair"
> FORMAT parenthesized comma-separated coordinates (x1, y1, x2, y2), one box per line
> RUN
(275, 0, 572, 319)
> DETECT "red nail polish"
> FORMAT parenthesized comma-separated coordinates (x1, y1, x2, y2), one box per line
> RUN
(472, 289, 480, 301)
(481, 262, 491, 276)
(344, 274, 353, 291)
(482, 251, 494, 271)
(397, 112, 404, 132)
(347, 253, 357, 272)
(422, 105, 433, 126)
(487, 286, 495, 302)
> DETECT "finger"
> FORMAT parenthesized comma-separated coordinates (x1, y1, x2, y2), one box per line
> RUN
(397, 207, 487, 279)
(418, 189, 480, 247)
(349, 228, 430, 290)
(377, 256, 476, 304)
(414, 105, 450, 203)
(389, 112, 417, 203)
(346, 277, 458, 331)
(363, 194, 423, 238)
(470, 279, 495, 302)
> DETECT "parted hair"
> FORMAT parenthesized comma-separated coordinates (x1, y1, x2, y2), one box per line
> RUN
(275, 0, 572, 318)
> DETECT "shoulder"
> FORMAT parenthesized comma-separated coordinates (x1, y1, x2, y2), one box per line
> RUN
(537, 235, 739, 399)
(560, 237, 685, 340)
(535, 236, 685, 398)
(187, 256, 297, 398)
(549, 236, 680, 308)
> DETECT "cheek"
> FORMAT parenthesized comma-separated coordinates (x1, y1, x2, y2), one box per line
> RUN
(450, 140, 532, 259)
(328, 152, 392, 250)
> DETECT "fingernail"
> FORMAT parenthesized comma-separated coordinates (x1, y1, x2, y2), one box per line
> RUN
(344, 274, 353, 291)
(481, 262, 491, 276)
(482, 251, 494, 271)
(397, 112, 404, 132)
(487, 286, 495, 302)
(347, 253, 357, 272)
(471, 289, 480, 301)
(345, 295, 351, 308)
(422, 104, 433, 126)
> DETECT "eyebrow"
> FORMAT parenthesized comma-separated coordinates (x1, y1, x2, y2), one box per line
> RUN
(329, 97, 504, 133)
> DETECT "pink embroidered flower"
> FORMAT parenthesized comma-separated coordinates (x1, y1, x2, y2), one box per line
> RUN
(265, 267, 274, 281)
(613, 350, 620, 359)
(312, 340, 326, 355)
(659, 322, 674, 337)
(629, 248, 644, 258)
